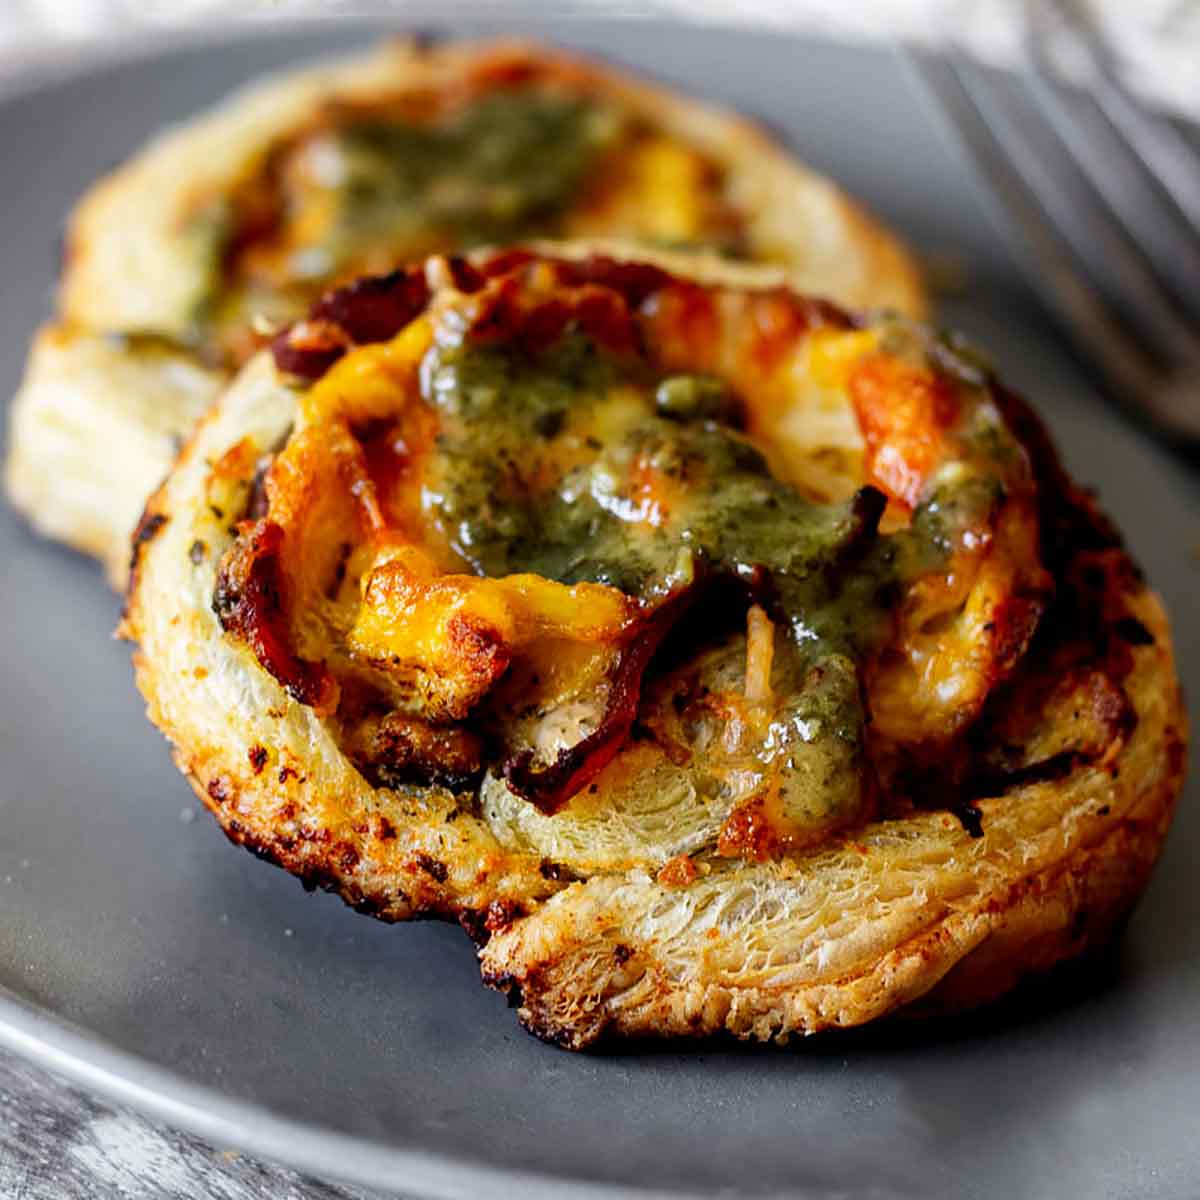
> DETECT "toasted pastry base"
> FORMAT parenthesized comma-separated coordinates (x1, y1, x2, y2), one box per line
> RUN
(5, 327, 222, 580)
(479, 684, 1181, 1046)
(122, 252, 1186, 1050)
(6, 38, 924, 585)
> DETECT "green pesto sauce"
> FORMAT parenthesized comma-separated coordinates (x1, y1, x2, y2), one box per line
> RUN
(423, 334, 870, 600)
(320, 91, 622, 265)
(418, 323, 1021, 774)
(186, 90, 624, 342)
(421, 328, 972, 626)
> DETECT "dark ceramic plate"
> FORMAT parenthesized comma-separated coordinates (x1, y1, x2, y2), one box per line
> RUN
(0, 15, 1196, 1200)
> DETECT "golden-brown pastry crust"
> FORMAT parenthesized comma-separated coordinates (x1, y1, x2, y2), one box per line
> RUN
(478, 595, 1183, 1046)
(7, 38, 925, 586)
(5, 327, 222, 578)
(121, 246, 1186, 1049)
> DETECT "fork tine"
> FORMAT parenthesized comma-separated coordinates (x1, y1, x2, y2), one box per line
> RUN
(1023, 3, 1200, 316)
(1045, 0, 1200, 234)
(945, 52, 1200, 365)
(902, 50, 1162, 410)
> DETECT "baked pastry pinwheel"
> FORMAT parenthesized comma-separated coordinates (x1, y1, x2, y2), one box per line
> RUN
(122, 247, 1186, 1048)
(5, 38, 923, 586)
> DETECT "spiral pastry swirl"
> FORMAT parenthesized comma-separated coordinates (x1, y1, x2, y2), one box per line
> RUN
(123, 246, 1185, 1047)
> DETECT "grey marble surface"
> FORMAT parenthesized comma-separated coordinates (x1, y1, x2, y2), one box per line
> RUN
(0, 1050, 399, 1199)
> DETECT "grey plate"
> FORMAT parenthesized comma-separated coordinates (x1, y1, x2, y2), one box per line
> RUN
(1, 17, 1197, 1200)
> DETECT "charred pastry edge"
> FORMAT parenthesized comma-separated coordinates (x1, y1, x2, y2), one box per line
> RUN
(123, 249, 1187, 1050)
(128, 508, 168, 589)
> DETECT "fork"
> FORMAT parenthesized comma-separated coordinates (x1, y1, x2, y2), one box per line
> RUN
(904, 0, 1200, 443)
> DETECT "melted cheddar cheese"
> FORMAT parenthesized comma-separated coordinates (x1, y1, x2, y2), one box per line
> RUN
(215, 253, 1048, 866)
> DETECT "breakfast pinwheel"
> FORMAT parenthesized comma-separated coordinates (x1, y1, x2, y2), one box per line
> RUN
(121, 247, 1185, 1047)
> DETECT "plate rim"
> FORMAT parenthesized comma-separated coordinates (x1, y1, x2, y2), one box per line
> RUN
(0, 983, 678, 1199)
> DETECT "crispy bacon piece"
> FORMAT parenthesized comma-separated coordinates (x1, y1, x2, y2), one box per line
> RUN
(464, 271, 643, 358)
(502, 586, 698, 815)
(270, 318, 349, 380)
(271, 255, 674, 381)
(549, 256, 674, 305)
(271, 252, 861, 389)
(311, 268, 430, 343)
(471, 248, 536, 282)
(272, 269, 430, 379)
(213, 520, 337, 711)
